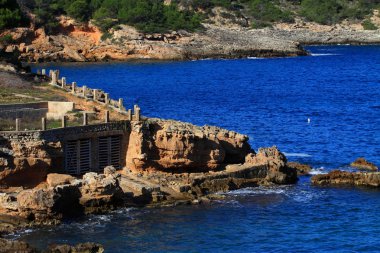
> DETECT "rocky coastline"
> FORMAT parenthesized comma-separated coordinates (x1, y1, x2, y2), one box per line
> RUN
(1, 14, 380, 63)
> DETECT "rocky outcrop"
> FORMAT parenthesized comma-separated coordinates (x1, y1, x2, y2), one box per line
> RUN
(0, 238, 104, 253)
(135, 146, 297, 198)
(350, 158, 378, 171)
(287, 162, 312, 176)
(311, 170, 380, 187)
(0, 137, 62, 188)
(126, 118, 252, 172)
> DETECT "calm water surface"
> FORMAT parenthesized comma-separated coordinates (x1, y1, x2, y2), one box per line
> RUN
(17, 46, 380, 252)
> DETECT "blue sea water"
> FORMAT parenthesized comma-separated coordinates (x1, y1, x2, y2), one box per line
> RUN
(18, 45, 380, 252)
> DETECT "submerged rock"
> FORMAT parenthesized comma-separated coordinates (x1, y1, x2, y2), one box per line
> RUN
(311, 170, 380, 187)
(350, 158, 378, 171)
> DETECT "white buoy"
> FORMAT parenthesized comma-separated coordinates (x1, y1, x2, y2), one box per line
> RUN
(307, 118, 311, 124)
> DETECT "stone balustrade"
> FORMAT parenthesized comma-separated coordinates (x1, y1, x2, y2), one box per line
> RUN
(40, 69, 142, 120)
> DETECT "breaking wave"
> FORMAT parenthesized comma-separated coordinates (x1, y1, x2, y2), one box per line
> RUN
(284, 152, 312, 157)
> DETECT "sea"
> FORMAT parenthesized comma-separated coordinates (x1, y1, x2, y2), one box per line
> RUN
(10, 45, 380, 252)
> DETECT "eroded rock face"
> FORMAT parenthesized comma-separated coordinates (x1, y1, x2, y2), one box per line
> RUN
(311, 170, 380, 187)
(0, 138, 62, 188)
(126, 119, 251, 172)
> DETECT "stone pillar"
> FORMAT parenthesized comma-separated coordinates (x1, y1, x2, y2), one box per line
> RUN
(37, 69, 41, 75)
(93, 89, 97, 101)
(41, 117, 46, 131)
(133, 105, 140, 121)
(127, 109, 132, 121)
(56, 70, 60, 81)
(49, 70, 53, 78)
(61, 115, 67, 128)
(118, 98, 124, 110)
(72, 82, 77, 94)
(41, 69, 46, 75)
(50, 71, 58, 85)
(104, 93, 109, 104)
(105, 110, 110, 123)
(61, 77, 66, 88)
(83, 85, 87, 98)
(15, 118, 20, 131)
(83, 112, 88, 126)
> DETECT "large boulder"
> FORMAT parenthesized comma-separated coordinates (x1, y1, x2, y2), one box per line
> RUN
(46, 173, 76, 187)
(17, 183, 82, 223)
(126, 119, 251, 172)
(80, 169, 124, 213)
(245, 146, 298, 184)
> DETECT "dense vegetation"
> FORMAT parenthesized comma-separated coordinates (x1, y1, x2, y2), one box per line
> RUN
(0, 0, 25, 29)
(0, 0, 379, 34)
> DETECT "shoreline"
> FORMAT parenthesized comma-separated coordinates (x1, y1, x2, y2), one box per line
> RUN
(19, 43, 380, 64)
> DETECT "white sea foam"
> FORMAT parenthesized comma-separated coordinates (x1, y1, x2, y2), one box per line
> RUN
(311, 53, 340, 56)
(283, 152, 312, 157)
(309, 167, 327, 175)
(222, 186, 289, 197)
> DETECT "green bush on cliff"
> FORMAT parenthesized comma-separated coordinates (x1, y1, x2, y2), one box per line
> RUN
(95, 0, 202, 33)
(66, 0, 91, 22)
(0, 0, 24, 30)
(362, 19, 378, 29)
(300, 0, 380, 25)
(248, 0, 294, 23)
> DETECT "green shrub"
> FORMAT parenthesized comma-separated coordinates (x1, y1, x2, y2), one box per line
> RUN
(362, 19, 378, 30)
(66, 0, 91, 22)
(249, 0, 294, 23)
(0, 34, 13, 44)
(0, 0, 23, 29)
(300, 0, 343, 25)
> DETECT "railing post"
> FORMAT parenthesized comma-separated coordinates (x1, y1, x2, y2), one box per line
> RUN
(61, 77, 66, 88)
(134, 106, 141, 121)
(41, 117, 46, 131)
(61, 115, 67, 128)
(83, 112, 88, 126)
(105, 110, 110, 123)
(118, 98, 124, 110)
(83, 85, 87, 98)
(103, 93, 109, 105)
(127, 109, 132, 121)
(15, 118, 20, 131)
(93, 89, 97, 101)
(72, 82, 76, 94)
